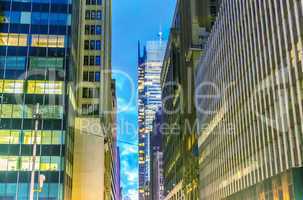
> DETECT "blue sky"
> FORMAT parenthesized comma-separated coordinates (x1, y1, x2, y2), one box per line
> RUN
(112, 0, 176, 199)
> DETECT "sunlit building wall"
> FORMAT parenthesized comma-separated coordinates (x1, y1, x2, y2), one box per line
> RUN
(71, 0, 112, 198)
(138, 39, 166, 200)
(196, 0, 303, 199)
(0, 0, 74, 198)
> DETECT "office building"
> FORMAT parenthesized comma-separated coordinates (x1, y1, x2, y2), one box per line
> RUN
(138, 38, 166, 200)
(0, 0, 74, 198)
(150, 108, 164, 200)
(196, 0, 303, 199)
(161, 0, 221, 199)
(71, 0, 112, 198)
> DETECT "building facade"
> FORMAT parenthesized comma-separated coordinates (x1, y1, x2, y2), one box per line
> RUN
(0, 0, 74, 198)
(161, 0, 221, 199)
(150, 108, 164, 200)
(138, 39, 166, 200)
(195, 0, 303, 199)
(71, 0, 113, 199)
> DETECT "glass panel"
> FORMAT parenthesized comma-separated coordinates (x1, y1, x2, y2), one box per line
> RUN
(0, 56, 26, 70)
(27, 80, 64, 94)
(30, 57, 63, 69)
(31, 35, 65, 48)
(0, 130, 19, 144)
(0, 80, 24, 94)
(0, 33, 27, 46)
(0, 156, 18, 171)
(20, 12, 31, 24)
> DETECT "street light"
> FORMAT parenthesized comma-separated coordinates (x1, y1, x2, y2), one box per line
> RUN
(29, 103, 42, 200)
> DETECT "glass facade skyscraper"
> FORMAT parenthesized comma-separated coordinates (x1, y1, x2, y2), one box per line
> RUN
(0, 0, 73, 199)
(138, 39, 166, 200)
(196, 0, 303, 199)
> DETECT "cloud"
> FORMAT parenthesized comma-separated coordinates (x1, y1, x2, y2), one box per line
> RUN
(120, 145, 137, 157)
(124, 189, 138, 200)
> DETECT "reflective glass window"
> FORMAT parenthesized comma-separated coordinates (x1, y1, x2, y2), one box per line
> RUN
(96, 25, 101, 35)
(91, 11, 96, 20)
(0, 33, 27, 46)
(0, 80, 24, 94)
(96, 40, 101, 50)
(30, 57, 63, 69)
(20, 12, 31, 24)
(31, 35, 65, 48)
(0, 130, 19, 144)
(96, 11, 102, 20)
(0, 56, 26, 70)
(27, 80, 64, 94)
(95, 72, 100, 81)
(0, 156, 18, 171)
(95, 56, 101, 65)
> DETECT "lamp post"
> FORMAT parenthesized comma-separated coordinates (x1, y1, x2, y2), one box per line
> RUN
(29, 103, 41, 200)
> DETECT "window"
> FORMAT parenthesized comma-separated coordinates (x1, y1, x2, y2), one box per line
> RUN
(91, 11, 96, 20)
(84, 56, 89, 65)
(91, 0, 96, 4)
(95, 72, 100, 81)
(83, 71, 100, 82)
(0, 33, 27, 47)
(95, 56, 101, 65)
(30, 57, 63, 69)
(23, 130, 64, 145)
(84, 40, 89, 50)
(0, 80, 24, 94)
(85, 25, 90, 34)
(82, 104, 99, 115)
(83, 71, 88, 81)
(96, 11, 102, 20)
(90, 40, 95, 50)
(0, 130, 19, 144)
(89, 56, 95, 65)
(85, 10, 90, 20)
(90, 25, 96, 34)
(82, 87, 99, 98)
(0, 56, 26, 70)
(97, 0, 101, 5)
(27, 80, 64, 94)
(96, 40, 101, 50)
(31, 35, 65, 48)
(0, 156, 18, 171)
(89, 71, 94, 81)
(85, 0, 90, 5)
(96, 25, 102, 35)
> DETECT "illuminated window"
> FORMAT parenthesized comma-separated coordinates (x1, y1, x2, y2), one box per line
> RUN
(23, 130, 64, 144)
(0, 80, 24, 94)
(31, 35, 65, 48)
(0, 33, 27, 46)
(0, 156, 18, 171)
(27, 80, 64, 94)
(21, 156, 61, 171)
(30, 57, 63, 69)
(0, 130, 19, 144)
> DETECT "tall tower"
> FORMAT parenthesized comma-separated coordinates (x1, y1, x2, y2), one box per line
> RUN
(0, 0, 73, 199)
(138, 38, 166, 200)
(71, 0, 112, 199)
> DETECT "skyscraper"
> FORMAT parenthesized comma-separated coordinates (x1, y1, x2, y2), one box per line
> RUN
(71, 0, 113, 199)
(138, 38, 166, 200)
(150, 107, 164, 200)
(196, 0, 303, 199)
(0, 0, 73, 199)
(160, 0, 220, 199)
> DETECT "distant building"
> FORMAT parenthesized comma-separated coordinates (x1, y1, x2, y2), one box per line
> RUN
(150, 108, 164, 200)
(138, 39, 166, 200)
(195, 0, 303, 199)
